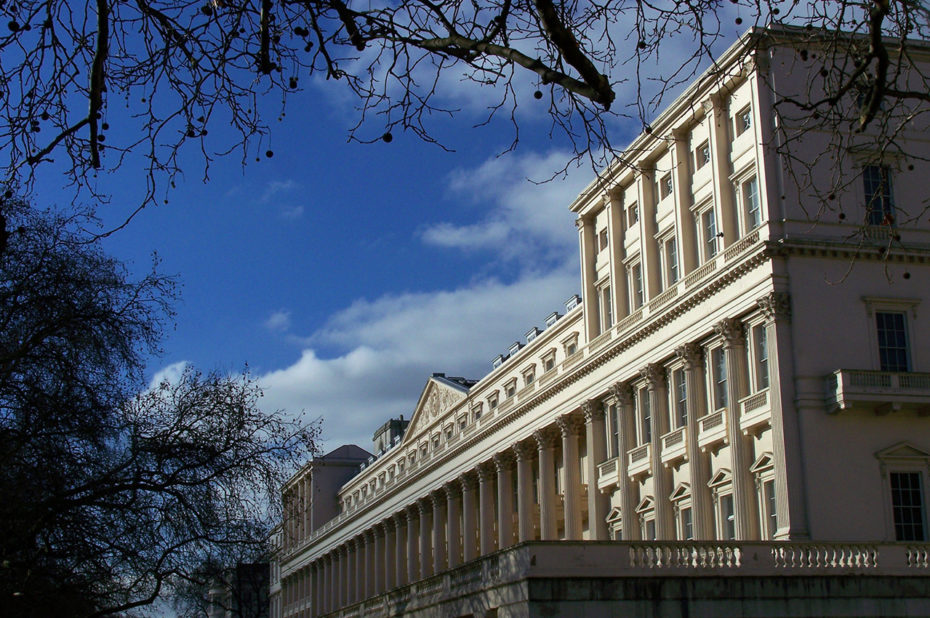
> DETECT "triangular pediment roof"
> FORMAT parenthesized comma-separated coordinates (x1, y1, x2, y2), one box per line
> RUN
(708, 468, 732, 488)
(401, 375, 472, 445)
(669, 482, 691, 502)
(750, 452, 774, 474)
(635, 496, 655, 513)
(875, 441, 930, 462)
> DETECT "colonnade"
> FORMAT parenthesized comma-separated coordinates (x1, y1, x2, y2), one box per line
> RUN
(280, 294, 804, 617)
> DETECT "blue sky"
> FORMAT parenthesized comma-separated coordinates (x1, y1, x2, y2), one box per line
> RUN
(30, 23, 743, 454)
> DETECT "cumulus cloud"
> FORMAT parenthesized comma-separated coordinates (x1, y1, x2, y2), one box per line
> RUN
(147, 360, 190, 390)
(258, 267, 579, 452)
(264, 310, 293, 333)
(420, 150, 589, 264)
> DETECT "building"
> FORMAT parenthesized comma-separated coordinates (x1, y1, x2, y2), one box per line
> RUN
(273, 26, 930, 617)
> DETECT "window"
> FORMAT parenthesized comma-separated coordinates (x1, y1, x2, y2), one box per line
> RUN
(864, 165, 895, 226)
(523, 365, 536, 387)
(695, 141, 710, 170)
(505, 379, 517, 399)
(628, 202, 639, 227)
(660, 173, 673, 200)
(598, 228, 609, 251)
(473, 403, 483, 421)
(665, 236, 679, 285)
(876, 311, 910, 372)
(680, 507, 694, 540)
(697, 207, 718, 262)
(542, 350, 556, 373)
(488, 393, 499, 410)
(458, 416, 467, 431)
(673, 368, 688, 428)
(711, 347, 728, 410)
(563, 334, 579, 357)
(630, 262, 644, 310)
(599, 284, 613, 332)
(734, 105, 752, 137)
(751, 324, 769, 390)
(644, 518, 657, 541)
(608, 402, 620, 459)
(719, 494, 736, 539)
(742, 176, 761, 230)
(890, 472, 926, 541)
(763, 479, 777, 539)
(638, 387, 651, 444)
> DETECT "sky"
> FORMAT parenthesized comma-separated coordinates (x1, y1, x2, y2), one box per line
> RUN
(30, 19, 746, 456)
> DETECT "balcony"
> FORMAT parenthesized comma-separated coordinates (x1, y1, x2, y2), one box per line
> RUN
(739, 388, 772, 434)
(597, 457, 619, 491)
(660, 426, 687, 466)
(697, 410, 727, 451)
(627, 443, 651, 478)
(826, 369, 930, 414)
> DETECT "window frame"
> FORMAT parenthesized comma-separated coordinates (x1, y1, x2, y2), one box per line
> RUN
(694, 140, 711, 171)
(562, 333, 579, 357)
(876, 442, 930, 542)
(863, 164, 896, 226)
(747, 320, 770, 392)
(751, 452, 777, 540)
(709, 345, 728, 411)
(627, 258, 644, 311)
(863, 297, 920, 373)
(659, 172, 674, 201)
(733, 105, 752, 138)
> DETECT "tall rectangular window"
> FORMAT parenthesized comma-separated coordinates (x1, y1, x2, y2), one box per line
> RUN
(702, 209, 718, 260)
(639, 387, 651, 444)
(890, 472, 926, 541)
(680, 506, 694, 540)
(660, 173, 673, 200)
(720, 494, 736, 540)
(609, 403, 620, 459)
(876, 311, 910, 372)
(864, 165, 895, 226)
(753, 324, 769, 390)
(763, 479, 777, 539)
(712, 347, 728, 410)
(695, 141, 710, 170)
(674, 368, 688, 428)
(631, 263, 644, 310)
(666, 237, 679, 284)
(598, 284, 613, 332)
(744, 176, 761, 230)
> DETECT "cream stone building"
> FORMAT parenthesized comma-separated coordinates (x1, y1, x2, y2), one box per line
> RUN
(273, 26, 930, 617)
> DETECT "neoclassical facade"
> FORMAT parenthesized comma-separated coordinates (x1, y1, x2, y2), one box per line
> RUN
(273, 27, 930, 617)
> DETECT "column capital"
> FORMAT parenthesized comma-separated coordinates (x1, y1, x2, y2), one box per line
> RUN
(533, 426, 560, 449)
(714, 317, 744, 349)
(640, 363, 665, 390)
(675, 342, 703, 369)
(364, 528, 375, 543)
(392, 511, 405, 528)
(477, 461, 496, 483)
(609, 381, 634, 407)
(757, 291, 791, 323)
(493, 450, 515, 472)
(582, 398, 605, 423)
(405, 505, 419, 522)
(430, 490, 445, 509)
(417, 498, 432, 516)
(513, 439, 536, 461)
(459, 470, 479, 491)
(443, 480, 460, 498)
(374, 522, 387, 537)
(556, 413, 585, 437)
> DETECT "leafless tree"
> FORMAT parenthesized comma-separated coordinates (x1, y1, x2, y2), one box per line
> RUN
(0, 1, 928, 222)
(0, 197, 318, 616)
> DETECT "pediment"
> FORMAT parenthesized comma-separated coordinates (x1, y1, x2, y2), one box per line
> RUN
(606, 506, 622, 523)
(635, 496, 655, 513)
(750, 452, 774, 474)
(669, 482, 691, 502)
(875, 441, 930, 462)
(401, 376, 469, 445)
(708, 468, 732, 488)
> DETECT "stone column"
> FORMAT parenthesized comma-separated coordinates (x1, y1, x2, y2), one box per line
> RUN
(445, 481, 461, 569)
(460, 472, 478, 562)
(383, 520, 395, 591)
(534, 427, 560, 540)
(350, 538, 359, 605)
(642, 363, 674, 539)
(758, 292, 809, 539)
(418, 499, 433, 579)
(365, 530, 376, 599)
(406, 506, 420, 583)
(494, 451, 516, 548)
(610, 382, 638, 540)
(514, 440, 536, 542)
(606, 190, 630, 321)
(373, 525, 385, 594)
(557, 413, 584, 540)
(431, 491, 447, 573)
(578, 215, 600, 340)
(708, 95, 738, 247)
(677, 342, 713, 539)
(322, 554, 331, 615)
(583, 399, 610, 540)
(335, 545, 345, 610)
(477, 462, 497, 555)
(393, 512, 407, 587)
(716, 317, 759, 540)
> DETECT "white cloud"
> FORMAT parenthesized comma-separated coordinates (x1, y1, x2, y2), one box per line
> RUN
(420, 150, 590, 264)
(261, 179, 298, 203)
(147, 360, 190, 390)
(258, 267, 578, 452)
(280, 205, 305, 220)
(264, 309, 293, 333)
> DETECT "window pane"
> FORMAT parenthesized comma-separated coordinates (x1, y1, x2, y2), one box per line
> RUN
(675, 369, 688, 427)
(745, 177, 761, 229)
(755, 325, 769, 390)
(667, 238, 679, 283)
(764, 480, 777, 539)
(864, 165, 895, 226)
(891, 472, 926, 541)
(640, 388, 651, 444)
(681, 507, 693, 540)
(609, 403, 620, 459)
(703, 210, 717, 259)
(876, 312, 910, 372)
(721, 494, 736, 540)
(713, 347, 728, 409)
